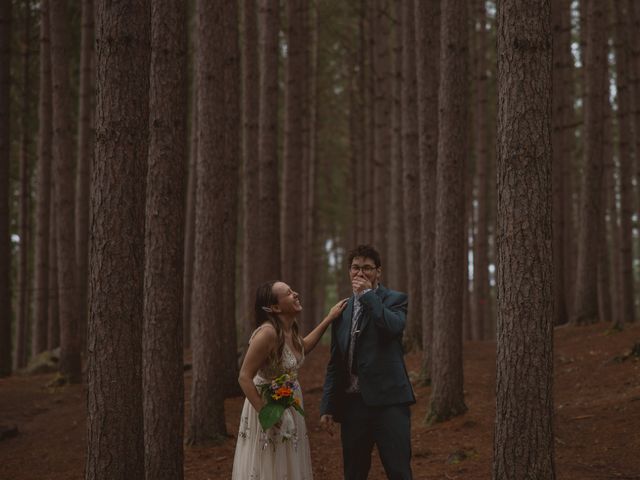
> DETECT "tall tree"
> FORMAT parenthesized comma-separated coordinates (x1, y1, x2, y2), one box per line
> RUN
(75, 0, 95, 349)
(598, 98, 614, 325)
(472, 0, 490, 340)
(15, 1, 33, 369)
(372, 0, 390, 264)
(612, 0, 636, 327)
(32, 0, 52, 356)
(182, 86, 196, 350)
(220, 0, 241, 397)
(572, 0, 608, 325)
(256, 0, 281, 283)
(551, 0, 571, 326)
(401, 0, 422, 351)
(428, 0, 468, 423)
(415, 0, 439, 381)
(86, 1, 150, 478)
(629, 0, 640, 216)
(241, 0, 260, 343)
(143, 0, 187, 477)
(281, 0, 307, 291)
(188, 0, 238, 444)
(50, 0, 81, 382)
(493, 0, 555, 478)
(387, 0, 406, 291)
(0, 0, 11, 377)
(48, 183, 59, 350)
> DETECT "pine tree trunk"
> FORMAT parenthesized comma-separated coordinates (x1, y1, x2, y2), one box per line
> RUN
(612, 1, 636, 327)
(86, 1, 150, 477)
(598, 101, 613, 325)
(256, 0, 281, 283)
(241, 0, 260, 343)
(75, 0, 94, 351)
(387, 0, 406, 292)
(50, 0, 81, 382)
(551, 0, 570, 326)
(472, 0, 489, 341)
(48, 186, 59, 350)
(0, 0, 11, 377)
(572, 0, 607, 325)
(282, 0, 306, 290)
(428, 0, 468, 424)
(628, 0, 640, 218)
(221, 0, 240, 398)
(143, 1, 187, 477)
(16, 2, 33, 369)
(493, 2, 555, 478)
(401, 0, 422, 352)
(415, 0, 439, 382)
(372, 0, 390, 265)
(188, 0, 237, 444)
(32, 0, 52, 356)
(182, 86, 197, 350)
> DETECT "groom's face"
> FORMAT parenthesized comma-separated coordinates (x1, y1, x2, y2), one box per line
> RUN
(349, 256, 381, 288)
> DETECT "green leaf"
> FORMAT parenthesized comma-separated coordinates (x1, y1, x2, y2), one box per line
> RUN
(259, 403, 285, 431)
(293, 403, 305, 417)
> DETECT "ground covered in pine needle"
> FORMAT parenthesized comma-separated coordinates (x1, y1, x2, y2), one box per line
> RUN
(1, 322, 640, 480)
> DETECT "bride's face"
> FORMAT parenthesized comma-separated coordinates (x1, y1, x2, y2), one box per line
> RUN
(271, 281, 303, 314)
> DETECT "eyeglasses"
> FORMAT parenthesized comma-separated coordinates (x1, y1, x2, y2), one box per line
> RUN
(349, 264, 377, 274)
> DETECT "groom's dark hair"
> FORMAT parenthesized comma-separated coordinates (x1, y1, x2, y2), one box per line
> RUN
(347, 244, 381, 268)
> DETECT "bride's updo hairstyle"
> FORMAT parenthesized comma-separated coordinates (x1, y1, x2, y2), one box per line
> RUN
(254, 281, 304, 366)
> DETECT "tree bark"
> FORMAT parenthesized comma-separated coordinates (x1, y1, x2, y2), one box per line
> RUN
(372, 0, 390, 265)
(256, 0, 281, 283)
(415, 0, 439, 382)
(86, 1, 150, 477)
(493, 1, 555, 478)
(428, 0, 468, 424)
(612, 0, 636, 327)
(188, 0, 238, 444)
(472, 0, 489, 341)
(0, 0, 11, 377)
(143, 1, 187, 477)
(75, 0, 94, 351)
(401, 0, 422, 352)
(241, 0, 260, 343)
(572, 0, 608, 325)
(16, 1, 33, 369)
(282, 0, 306, 291)
(387, 0, 406, 292)
(50, 0, 81, 382)
(48, 184, 60, 350)
(221, 0, 241, 397)
(32, 0, 52, 356)
(182, 86, 197, 350)
(598, 100, 614, 325)
(551, 0, 571, 327)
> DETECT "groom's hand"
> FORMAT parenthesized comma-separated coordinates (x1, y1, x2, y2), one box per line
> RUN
(320, 414, 335, 436)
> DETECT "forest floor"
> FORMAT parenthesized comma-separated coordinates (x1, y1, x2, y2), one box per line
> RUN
(1, 322, 640, 480)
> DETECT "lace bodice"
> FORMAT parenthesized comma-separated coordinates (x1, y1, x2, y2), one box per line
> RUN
(250, 326, 305, 383)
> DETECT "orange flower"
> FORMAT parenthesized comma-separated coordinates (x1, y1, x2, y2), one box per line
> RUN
(294, 397, 301, 407)
(275, 386, 293, 398)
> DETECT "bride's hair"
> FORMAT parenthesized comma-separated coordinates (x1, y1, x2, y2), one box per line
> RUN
(254, 281, 304, 365)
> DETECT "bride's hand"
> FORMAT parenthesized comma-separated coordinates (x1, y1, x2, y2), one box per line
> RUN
(327, 298, 349, 321)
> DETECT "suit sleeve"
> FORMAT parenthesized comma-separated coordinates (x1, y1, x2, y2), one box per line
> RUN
(319, 318, 342, 417)
(359, 290, 408, 338)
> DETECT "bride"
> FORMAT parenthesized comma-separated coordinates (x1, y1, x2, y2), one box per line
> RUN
(231, 280, 347, 479)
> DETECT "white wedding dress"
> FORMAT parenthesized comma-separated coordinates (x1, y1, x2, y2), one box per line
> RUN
(231, 328, 313, 479)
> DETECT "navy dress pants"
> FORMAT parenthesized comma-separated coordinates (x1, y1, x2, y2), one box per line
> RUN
(340, 393, 412, 480)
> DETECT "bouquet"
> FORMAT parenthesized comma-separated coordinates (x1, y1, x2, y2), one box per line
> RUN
(257, 373, 305, 432)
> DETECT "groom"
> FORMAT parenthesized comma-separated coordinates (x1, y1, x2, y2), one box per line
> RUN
(320, 245, 415, 480)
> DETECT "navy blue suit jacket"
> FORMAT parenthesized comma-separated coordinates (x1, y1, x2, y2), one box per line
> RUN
(320, 285, 416, 422)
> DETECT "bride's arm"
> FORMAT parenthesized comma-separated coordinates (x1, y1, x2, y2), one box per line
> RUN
(237, 325, 277, 412)
(302, 298, 348, 354)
